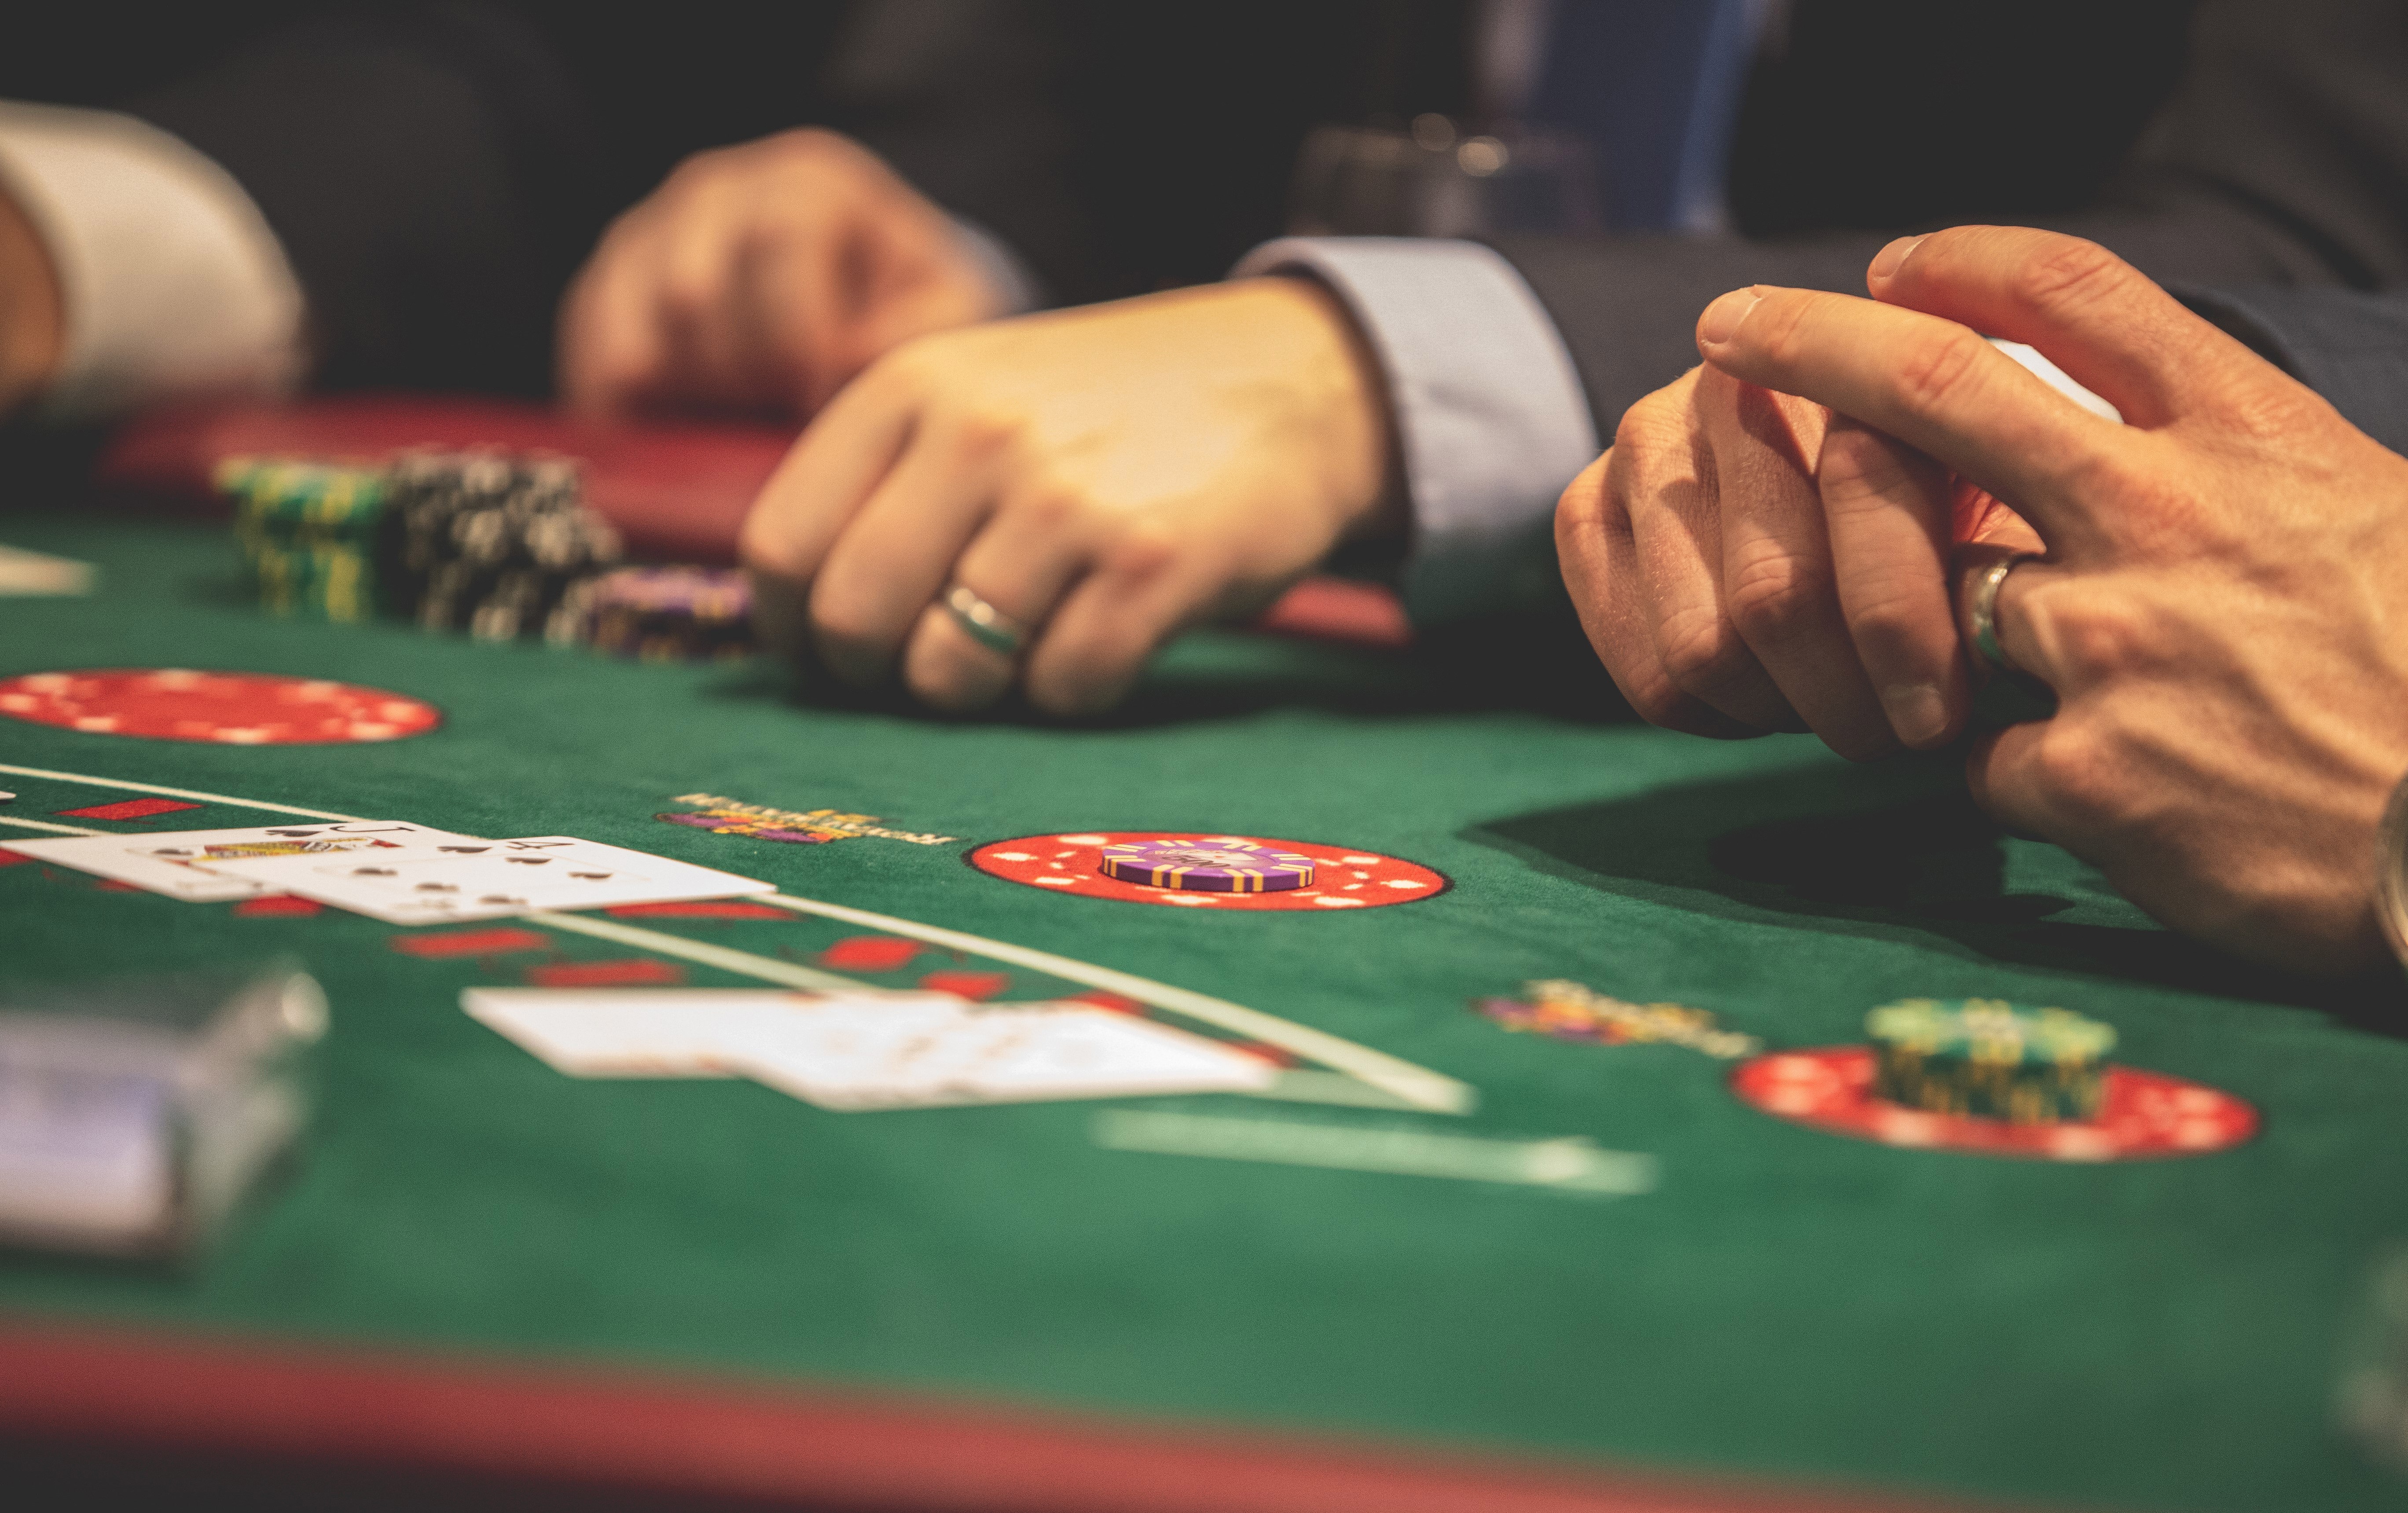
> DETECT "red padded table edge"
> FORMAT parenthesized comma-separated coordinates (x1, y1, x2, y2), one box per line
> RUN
(0, 1316, 2037, 1513)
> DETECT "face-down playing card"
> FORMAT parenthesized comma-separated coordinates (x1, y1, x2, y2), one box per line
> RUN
(208, 835, 773, 923)
(4, 821, 481, 902)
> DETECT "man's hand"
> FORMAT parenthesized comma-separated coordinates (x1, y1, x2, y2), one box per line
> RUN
(738, 277, 1399, 716)
(558, 129, 1008, 420)
(0, 180, 63, 416)
(1685, 225, 2408, 973)
(1556, 339, 2041, 761)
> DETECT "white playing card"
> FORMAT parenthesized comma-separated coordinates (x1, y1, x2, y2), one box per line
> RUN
(721, 999, 1277, 1110)
(5, 821, 481, 902)
(210, 834, 773, 923)
(461, 988, 773, 1077)
(460, 985, 1276, 1110)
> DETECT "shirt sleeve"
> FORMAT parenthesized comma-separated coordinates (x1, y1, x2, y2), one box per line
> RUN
(0, 100, 305, 422)
(1230, 236, 1599, 623)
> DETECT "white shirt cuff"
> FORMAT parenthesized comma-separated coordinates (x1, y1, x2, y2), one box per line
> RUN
(0, 101, 305, 422)
(1230, 236, 1598, 621)
(949, 213, 1043, 316)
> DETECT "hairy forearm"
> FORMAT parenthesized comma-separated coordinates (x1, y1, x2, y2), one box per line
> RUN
(0, 183, 63, 416)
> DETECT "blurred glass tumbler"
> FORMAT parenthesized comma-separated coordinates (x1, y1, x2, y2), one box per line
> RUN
(1288, 114, 1600, 238)
(0, 960, 326, 1259)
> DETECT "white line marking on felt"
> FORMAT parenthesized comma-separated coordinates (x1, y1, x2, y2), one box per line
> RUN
(518, 911, 865, 995)
(756, 892, 1474, 1115)
(1092, 1110, 1656, 1195)
(0, 764, 365, 821)
(0, 816, 104, 836)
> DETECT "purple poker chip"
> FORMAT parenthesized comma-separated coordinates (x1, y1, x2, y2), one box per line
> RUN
(1096, 838, 1317, 893)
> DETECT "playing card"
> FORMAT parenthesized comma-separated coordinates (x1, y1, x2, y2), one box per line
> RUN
(712, 993, 987, 1108)
(462, 987, 774, 1076)
(461, 987, 1276, 1110)
(721, 999, 1277, 1110)
(5, 821, 480, 902)
(211, 834, 773, 923)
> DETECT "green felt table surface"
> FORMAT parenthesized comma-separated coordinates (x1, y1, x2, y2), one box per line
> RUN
(3, 513, 2406, 1513)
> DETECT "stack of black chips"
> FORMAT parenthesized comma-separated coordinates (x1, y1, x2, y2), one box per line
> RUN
(377, 450, 625, 642)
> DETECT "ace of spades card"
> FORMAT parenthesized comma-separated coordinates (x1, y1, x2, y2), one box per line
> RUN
(205, 835, 773, 923)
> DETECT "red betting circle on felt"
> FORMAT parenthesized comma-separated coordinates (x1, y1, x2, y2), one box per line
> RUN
(968, 832, 1446, 911)
(1730, 1045, 2258, 1161)
(0, 670, 440, 745)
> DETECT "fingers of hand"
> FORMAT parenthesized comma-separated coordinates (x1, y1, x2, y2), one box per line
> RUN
(1863, 225, 2263, 431)
(1613, 382, 1798, 732)
(1022, 526, 1223, 717)
(1964, 723, 2062, 843)
(808, 410, 1007, 683)
(735, 365, 920, 599)
(897, 495, 1093, 711)
(1557, 445, 1760, 737)
(1952, 548, 2071, 688)
(1705, 376, 1898, 758)
(1696, 284, 2125, 557)
(1815, 417, 1966, 749)
(558, 219, 675, 415)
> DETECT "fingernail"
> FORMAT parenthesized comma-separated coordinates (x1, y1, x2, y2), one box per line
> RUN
(1696, 288, 1763, 348)
(1884, 682, 1949, 748)
(1867, 235, 1924, 289)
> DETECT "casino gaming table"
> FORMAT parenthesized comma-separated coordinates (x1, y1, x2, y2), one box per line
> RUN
(4, 508, 2408, 1513)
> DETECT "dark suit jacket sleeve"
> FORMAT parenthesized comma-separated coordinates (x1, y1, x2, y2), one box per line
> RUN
(1486, 0, 2408, 444)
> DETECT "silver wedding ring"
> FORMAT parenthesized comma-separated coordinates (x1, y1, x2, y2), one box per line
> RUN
(943, 583, 1030, 657)
(1967, 552, 2042, 676)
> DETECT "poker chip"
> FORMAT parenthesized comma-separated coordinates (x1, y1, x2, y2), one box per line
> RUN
(1730, 1046, 2258, 1161)
(1865, 997, 2115, 1124)
(970, 832, 1444, 911)
(0, 670, 441, 744)
(220, 458, 391, 623)
(1098, 839, 1315, 893)
(566, 566, 756, 662)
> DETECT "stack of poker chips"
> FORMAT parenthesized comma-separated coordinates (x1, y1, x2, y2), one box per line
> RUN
(217, 450, 772, 660)
(378, 449, 624, 641)
(1866, 998, 2116, 1123)
(564, 566, 756, 661)
(221, 458, 390, 623)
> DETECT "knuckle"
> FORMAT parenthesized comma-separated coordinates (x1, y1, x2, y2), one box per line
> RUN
(1893, 328, 1991, 420)
(1722, 552, 1828, 645)
(1656, 608, 1752, 694)
(2029, 724, 2121, 824)
(807, 581, 888, 650)
(1100, 520, 1183, 580)
(2004, 236, 2132, 320)
(2045, 594, 2152, 680)
(1013, 480, 1095, 535)
(1843, 579, 1935, 660)
(1619, 671, 1693, 729)
(1555, 454, 1615, 539)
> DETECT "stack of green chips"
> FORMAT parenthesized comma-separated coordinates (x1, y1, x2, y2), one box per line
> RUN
(219, 458, 391, 623)
(1866, 998, 2117, 1124)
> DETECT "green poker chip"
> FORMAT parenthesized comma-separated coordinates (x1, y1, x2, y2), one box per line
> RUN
(1866, 998, 2116, 1125)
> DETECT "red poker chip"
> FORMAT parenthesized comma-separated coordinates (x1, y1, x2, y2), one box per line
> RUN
(0, 670, 440, 745)
(1730, 1045, 2258, 1161)
(968, 832, 1446, 911)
